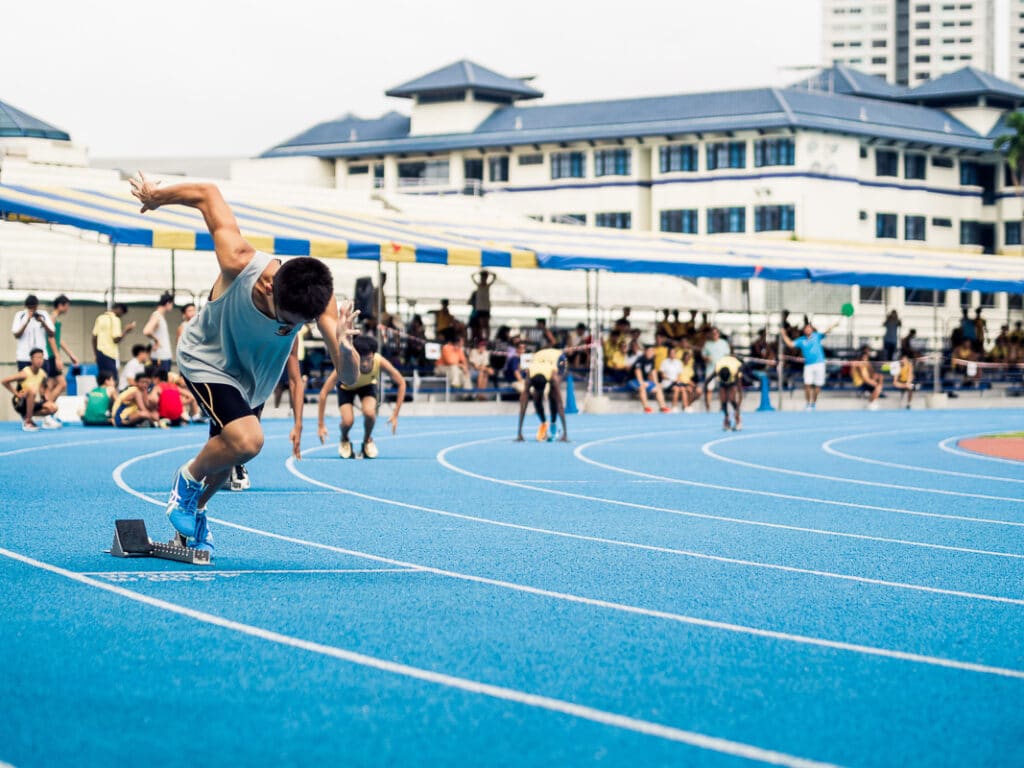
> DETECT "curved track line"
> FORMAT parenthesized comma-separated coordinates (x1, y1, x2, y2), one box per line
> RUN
(575, 432, 1024, 528)
(437, 436, 1024, 559)
(702, 430, 1024, 505)
(938, 434, 1024, 467)
(821, 431, 1024, 483)
(108, 445, 1024, 679)
(0, 548, 840, 768)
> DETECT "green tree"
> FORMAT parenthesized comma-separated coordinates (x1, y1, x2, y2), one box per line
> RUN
(993, 111, 1024, 250)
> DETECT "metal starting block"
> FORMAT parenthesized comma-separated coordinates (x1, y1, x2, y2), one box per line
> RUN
(108, 519, 211, 566)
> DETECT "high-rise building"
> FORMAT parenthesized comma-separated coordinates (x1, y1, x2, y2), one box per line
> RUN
(1011, 0, 1024, 83)
(823, 0, 995, 85)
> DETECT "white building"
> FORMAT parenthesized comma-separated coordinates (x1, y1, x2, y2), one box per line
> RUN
(1012, 0, 1024, 83)
(822, 0, 996, 85)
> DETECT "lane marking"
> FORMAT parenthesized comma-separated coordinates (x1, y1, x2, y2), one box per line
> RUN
(822, 431, 1024, 483)
(574, 432, 1024, 528)
(436, 436, 1024, 560)
(0, 546, 840, 768)
(702, 430, 1024, 505)
(111, 446, 1024, 678)
(81, 568, 420, 578)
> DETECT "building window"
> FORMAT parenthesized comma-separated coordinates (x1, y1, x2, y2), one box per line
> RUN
(464, 158, 484, 181)
(932, 155, 954, 168)
(876, 149, 899, 177)
(960, 220, 980, 245)
(932, 217, 952, 227)
(872, 39, 888, 47)
(754, 205, 796, 232)
(906, 288, 946, 305)
(707, 207, 746, 234)
(914, 54, 931, 63)
(488, 156, 509, 182)
(915, 38, 931, 45)
(1007, 221, 1023, 246)
(706, 141, 746, 170)
(595, 212, 631, 229)
(915, 20, 930, 28)
(861, 286, 884, 304)
(348, 164, 369, 175)
(518, 153, 543, 166)
(876, 213, 898, 238)
(753, 138, 795, 167)
(594, 148, 631, 177)
(914, 3, 930, 10)
(872, 56, 887, 64)
(660, 209, 699, 234)
(860, 146, 869, 159)
(397, 160, 449, 185)
(960, 161, 979, 186)
(554, 213, 586, 225)
(905, 153, 927, 180)
(905, 215, 927, 241)
(979, 292, 996, 308)
(551, 151, 586, 180)
(659, 144, 698, 172)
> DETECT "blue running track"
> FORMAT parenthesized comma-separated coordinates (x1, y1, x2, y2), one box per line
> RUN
(1, 409, 1022, 767)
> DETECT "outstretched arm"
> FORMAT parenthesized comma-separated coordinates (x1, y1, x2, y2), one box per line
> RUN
(317, 370, 339, 444)
(130, 172, 253, 279)
(286, 342, 305, 459)
(316, 299, 360, 388)
(379, 358, 407, 434)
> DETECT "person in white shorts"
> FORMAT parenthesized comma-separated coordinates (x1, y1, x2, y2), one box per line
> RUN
(782, 320, 838, 410)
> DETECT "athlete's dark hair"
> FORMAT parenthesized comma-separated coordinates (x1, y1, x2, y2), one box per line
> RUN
(273, 257, 334, 319)
(96, 371, 114, 386)
(354, 335, 379, 356)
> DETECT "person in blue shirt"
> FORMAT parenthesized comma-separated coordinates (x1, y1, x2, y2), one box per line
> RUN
(782, 320, 838, 410)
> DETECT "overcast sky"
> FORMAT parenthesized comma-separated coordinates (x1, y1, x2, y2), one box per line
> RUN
(0, 0, 1006, 159)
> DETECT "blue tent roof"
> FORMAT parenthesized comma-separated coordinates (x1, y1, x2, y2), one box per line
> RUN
(0, 100, 70, 141)
(906, 67, 1024, 103)
(790, 64, 909, 101)
(267, 111, 409, 152)
(386, 60, 542, 100)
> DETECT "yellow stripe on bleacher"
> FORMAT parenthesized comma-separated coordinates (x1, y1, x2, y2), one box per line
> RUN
(152, 230, 197, 250)
(382, 243, 417, 263)
(511, 250, 538, 269)
(445, 247, 483, 268)
(309, 240, 349, 259)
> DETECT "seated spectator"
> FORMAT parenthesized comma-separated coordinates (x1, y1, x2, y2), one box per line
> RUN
(900, 329, 920, 359)
(749, 327, 776, 367)
(891, 354, 917, 409)
(604, 337, 629, 383)
(503, 340, 527, 394)
(657, 310, 673, 340)
(629, 346, 670, 413)
(405, 314, 427, 369)
(438, 335, 470, 389)
(652, 333, 671, 371)
(524, 317, 556, 348)
(150, 367, 185, 426)
(119, 344, 151, 391)
(567, 323, 590, 368)
(952, 339, 981, 384)
(111, 371, 161, 427)
(80, 370, 118, 426)
(658, 346, 685, 411)
(468, 338, 494, 397)
(169, 370, 203, 423)
(677, 348, 703, 412)
(850, 347, 883, 409)
(2, 348, 61, 431)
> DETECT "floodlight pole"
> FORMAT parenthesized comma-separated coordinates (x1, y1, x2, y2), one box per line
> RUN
(171, 249, 176, 299)
(932, 294, 941, 394)
(109, 243, 118, 307)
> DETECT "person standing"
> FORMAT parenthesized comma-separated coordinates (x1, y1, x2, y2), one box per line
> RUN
(882, 310, 901, 361)
(92, 303, 135, 377)
(176, 302, 197, 346)
(144, 292, 176, 372)
(11, 294, 56, 371)
(49, 294, 78, 399)
(470, 269, 496, 341)
(781, 320, 839, 410)
(129, 172, 360, 552)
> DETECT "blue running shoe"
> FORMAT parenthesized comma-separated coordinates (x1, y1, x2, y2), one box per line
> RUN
(166, 464, 205, 539)
(547, 421, 557, 442)
(187, 510, 215, 551)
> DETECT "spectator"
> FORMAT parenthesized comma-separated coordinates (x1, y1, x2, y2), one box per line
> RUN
(952, 339, 980, 384)
(682, 309, 699, 340)
(900, 328, 919, 359)
(972, 307, 987, 353)
(524, 317, 556, 348)
(468, 338, 494, 396)
(882, 310, 901, 360)
(701, 327, 732, 410)
(2, 348, 61, 431)
(470, 269, 496, 341)
(669, 309, 687, 342)
(957, 307, 976, 349)
(749, 327, 776, 367)
(80, 370, 117, 426)
(432, 299, 454, 340)
(652, 333, 671, 371)
(891, 354, 917, 409)
(92, 303, 135, 377)
(781, 320, 839, 410)
(850, 347, 884, 409)
(658, 345, 684, 411)
(629, 346, 670, 413)
(176, 302, 197, 346)
(503, 340, 527, 393)
(615, 307, 632, 328)
(149, 367, 185, 426)
(11, 294, 56, 372)
(657, 309, 673, 339)
(438, 335, 470, 389)
(625, 336, 643, 369)
(405, 314, 427, 369)
(111, 369, 160, 427)
(676, 348, 703, 412)
(566, 323, 590, 368)
(119, 344, 152, 391)
(143, 292, 176, 372)
(49, 294, 78, 401)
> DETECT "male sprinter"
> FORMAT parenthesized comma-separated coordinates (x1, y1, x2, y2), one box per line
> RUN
(130, 172, 360, 551)
(317, 334, 407, 459)
(515, 347, 569, 443)
(715, 353, 745, 432)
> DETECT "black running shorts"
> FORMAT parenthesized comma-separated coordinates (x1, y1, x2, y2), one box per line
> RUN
(337, 383, 378, 406)
(184, 379, 265, 437)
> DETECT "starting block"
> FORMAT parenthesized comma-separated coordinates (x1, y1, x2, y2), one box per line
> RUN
(107, 519, 211, 566)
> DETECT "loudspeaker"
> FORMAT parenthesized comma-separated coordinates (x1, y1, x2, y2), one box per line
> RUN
(354, 276, 375, 317)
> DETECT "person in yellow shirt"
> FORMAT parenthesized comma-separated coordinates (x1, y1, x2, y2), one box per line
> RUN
(891, 353, 917, 409)
(850, 347, 883, 410)
(317, 335, 407, 459)
(91, 303, 135, 376)
(2, 348, 61, 431)
(715, 354, 745, 431)
(112, 370, 161, 427)
(516, 347, 569, 442)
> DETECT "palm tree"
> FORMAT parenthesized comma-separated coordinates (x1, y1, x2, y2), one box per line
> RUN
(993, 110, 1024, 248)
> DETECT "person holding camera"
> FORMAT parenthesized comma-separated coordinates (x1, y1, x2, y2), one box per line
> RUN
(11, 294, 57, 372)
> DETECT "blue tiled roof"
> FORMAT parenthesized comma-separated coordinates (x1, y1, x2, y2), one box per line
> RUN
(907, 67, 1024, 102)
(0, 100, 69, 141)
(262, 66, 1005, 159)
(791, 64, 909, 101)
(386, 60, 542, 100)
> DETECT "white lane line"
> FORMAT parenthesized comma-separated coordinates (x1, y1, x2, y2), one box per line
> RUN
(80, 568, 421, 577)
(821, 431, 1024, 483)
(574, 432, 1024, 529)
(433, 436, 1024, 559)
(938, 434, 1024, 467)
(0, 432, 196, 458)
(112, 446, 1024, 678)
(0, 547, 840, 768)
(702, 430, 1024, 505)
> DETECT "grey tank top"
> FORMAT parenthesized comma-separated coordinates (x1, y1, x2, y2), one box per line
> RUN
(177, 251, 301, 407)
